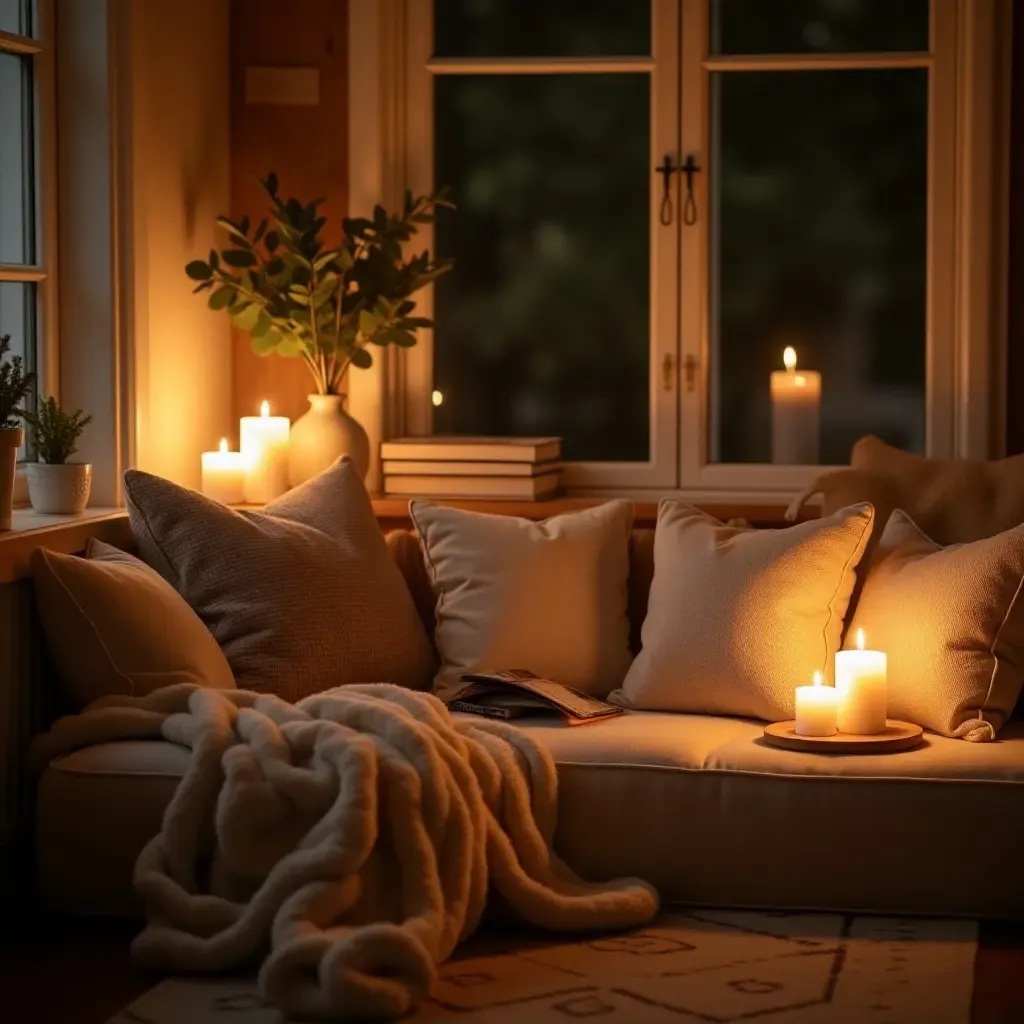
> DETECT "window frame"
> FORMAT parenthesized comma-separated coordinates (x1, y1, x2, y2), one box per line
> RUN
(348, 0, 1010, 499)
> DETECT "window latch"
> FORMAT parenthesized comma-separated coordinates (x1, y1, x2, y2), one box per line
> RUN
(684, 354, 698, 393)
(655, 153, 701, 227)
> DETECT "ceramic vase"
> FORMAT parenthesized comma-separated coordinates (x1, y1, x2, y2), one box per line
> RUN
(288, 393, 370, 485)
(25, 462, 93, 514)
(0, 426, 23, 530)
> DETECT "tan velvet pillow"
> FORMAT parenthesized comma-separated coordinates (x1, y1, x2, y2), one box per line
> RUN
(31, 539, 236, 707)
(124, 457, 434, 701)
(847, 510, 1024, 741)
(609, 501, 875, 721)
(411, 499, 634, 697)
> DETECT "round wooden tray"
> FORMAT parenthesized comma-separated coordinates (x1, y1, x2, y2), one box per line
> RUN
(763, 720, 924, 754)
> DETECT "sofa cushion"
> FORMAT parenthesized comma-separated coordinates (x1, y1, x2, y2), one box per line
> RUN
(37, 712, 1024, 919)
(609, 501, 875, 721)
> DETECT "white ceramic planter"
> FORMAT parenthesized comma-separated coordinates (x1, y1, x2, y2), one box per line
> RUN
(26, 462, 92, 514)
(288, 393, 370, 485)
(0, 426, 23, 531)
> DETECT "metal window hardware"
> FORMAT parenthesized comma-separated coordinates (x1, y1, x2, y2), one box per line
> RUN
(684, 353, 698, 392)
(661, 352, 675, 391)
(655, 153, 701, 226)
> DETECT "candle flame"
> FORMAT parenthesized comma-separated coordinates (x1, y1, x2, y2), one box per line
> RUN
(856, 628, 866, 651)
(431, 389, 444, 407)
(783, 346, 797, 371)
(260, 400, 270, 417)
(812, 670, 823, 687)
(218, 438, 228, 453)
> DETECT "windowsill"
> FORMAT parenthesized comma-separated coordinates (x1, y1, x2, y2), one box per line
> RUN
(7, 505, 124, 534)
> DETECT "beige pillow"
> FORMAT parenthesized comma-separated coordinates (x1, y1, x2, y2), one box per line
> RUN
(124, 457, 434, 701)
(31, 539, 236, 707)
(847, 510, 1024, 741)
(411, 499, 634, 697)
(609, 501, 875, 721)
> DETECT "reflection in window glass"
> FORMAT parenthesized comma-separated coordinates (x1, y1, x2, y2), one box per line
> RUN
(434, 0, 650, 59)
(434, 74, 650, 462)
(0, 281, 36, 456)
(0, 51, 35, 265)
(711, 0, 928, 55)
(710, 69, 927, 465)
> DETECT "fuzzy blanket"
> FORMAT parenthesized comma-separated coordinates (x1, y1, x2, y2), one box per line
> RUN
(34, 683, 659, 1020)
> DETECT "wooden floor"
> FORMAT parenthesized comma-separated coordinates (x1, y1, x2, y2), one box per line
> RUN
(2, 915, 1024, 1024)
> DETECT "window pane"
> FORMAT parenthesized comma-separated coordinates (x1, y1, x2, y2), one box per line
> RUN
(434, 0, 650, 58)
(0, 280, 37, 458)
(0, 0, 34, 37)
(434, 74, 650, 462)
(0, 50, 36, 265)
(710, 69, 927, 465)
(711, 0, 928, 55)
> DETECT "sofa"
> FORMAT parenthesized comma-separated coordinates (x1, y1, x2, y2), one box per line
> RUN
(34, 527, 1024, 921)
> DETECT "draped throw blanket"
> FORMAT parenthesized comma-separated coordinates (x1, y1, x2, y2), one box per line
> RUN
(34, 684, 659, 1020)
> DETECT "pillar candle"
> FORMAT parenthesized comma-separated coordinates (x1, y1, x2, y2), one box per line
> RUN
(794, 671, 838, 737)
(770, 347, 821, 465)
(240, 400, 290, 504)
(835, 628, 888, 735)
(201, 439, 246, 505)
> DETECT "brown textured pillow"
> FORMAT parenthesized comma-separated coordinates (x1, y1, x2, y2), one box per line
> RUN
(31, 539, 236, 707)
(609, 500, 875, 721)
(124, 457, 434, 700)
(848, 510, 1024, 741)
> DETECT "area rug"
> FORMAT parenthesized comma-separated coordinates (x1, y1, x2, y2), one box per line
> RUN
(108, 909, 976, 1023)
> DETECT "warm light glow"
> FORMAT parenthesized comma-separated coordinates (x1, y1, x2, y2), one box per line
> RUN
(795, 375, 806, 387)
(431, 389, 444, 407)
(260, 400, 270, 418)
(812, 670, 823, 687)
(856, 628, 866, 651)
(218, 438, 228, 453)
(783, 346, 797, 371)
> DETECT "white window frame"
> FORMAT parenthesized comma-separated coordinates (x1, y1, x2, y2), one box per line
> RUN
(349, 0, 1010, 499)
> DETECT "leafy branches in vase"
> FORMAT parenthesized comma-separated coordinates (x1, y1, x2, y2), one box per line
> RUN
(185, 174, 454, 395)
(25, 397, 93, 464)
(0, 333, 36, 428)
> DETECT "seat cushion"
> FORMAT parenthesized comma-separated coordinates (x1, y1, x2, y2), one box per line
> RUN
(36, 713, 1024, 918)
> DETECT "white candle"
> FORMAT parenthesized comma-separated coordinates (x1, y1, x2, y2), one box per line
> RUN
(836, 628, 888, 735)
(795, 670, 838, 737)
(240, 400, 290, 504)
(201, 438, 246, 505)
(770, 347, 821, 465)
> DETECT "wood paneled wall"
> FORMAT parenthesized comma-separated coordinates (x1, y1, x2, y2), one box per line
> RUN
(229, 0, 349, 425)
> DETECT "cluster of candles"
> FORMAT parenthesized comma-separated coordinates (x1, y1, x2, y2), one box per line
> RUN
(795, 629, 888, 736)
(200, 401, 291, 505)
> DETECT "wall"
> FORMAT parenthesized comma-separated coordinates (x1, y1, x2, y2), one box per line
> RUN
(128, 0, 233, 487)
(1008, 13, 1024, 454)
(230, 0, 349, 425)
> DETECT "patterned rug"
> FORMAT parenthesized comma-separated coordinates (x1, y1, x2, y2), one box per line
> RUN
(108, 910, 977, 1023)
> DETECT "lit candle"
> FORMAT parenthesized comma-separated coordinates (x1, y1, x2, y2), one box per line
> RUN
(201, 438, 246, 505)
(795, 670, 838, 737)
(835, 628, 888, 735)
(770, 346, 821, 465)
(240, 400, 290, 504)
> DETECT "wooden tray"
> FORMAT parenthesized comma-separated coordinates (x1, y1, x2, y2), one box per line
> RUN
(763, 720, 924, 754)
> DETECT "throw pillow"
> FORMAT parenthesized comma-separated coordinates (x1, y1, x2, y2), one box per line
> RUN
(609, 500, 875, 721)
(410, 499, 634, 697)
(847, 510, 1024, 741)
(124, 457, 434, 700)
(31, 539, 236, 707)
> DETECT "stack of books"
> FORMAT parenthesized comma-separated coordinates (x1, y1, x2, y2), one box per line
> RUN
(381, 436, 562, 500)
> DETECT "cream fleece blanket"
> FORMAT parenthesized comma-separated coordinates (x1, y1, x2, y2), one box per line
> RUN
(35, 683, 658, 1021)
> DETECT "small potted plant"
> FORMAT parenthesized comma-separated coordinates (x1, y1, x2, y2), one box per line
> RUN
(0, 333, 35, 530)
(24, 397, 93, 514)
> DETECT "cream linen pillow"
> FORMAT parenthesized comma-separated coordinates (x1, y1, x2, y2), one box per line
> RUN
(31, 539, 235, 707)
(124, 457, 434, 701)
(411, 499, 634, 697)
(847, 510, 1024, 741)
(609, 501, 875, 721)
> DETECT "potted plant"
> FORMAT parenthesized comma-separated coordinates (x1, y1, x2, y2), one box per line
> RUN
(185, 173, 453, 484)
(0, 333, 35, 530)
(23, 397, 93, 514)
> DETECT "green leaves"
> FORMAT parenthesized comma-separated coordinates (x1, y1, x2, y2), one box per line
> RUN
(185, 259, 212, 281)
(222, 249, 257, 268)
(208, 286, 235, 311)
(350, 348, 373, 369)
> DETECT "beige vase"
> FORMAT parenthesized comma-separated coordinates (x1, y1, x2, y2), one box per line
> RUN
(25, 462, 93, 514)
(288, 393, 370, 486)
(0, 426, 22, 530)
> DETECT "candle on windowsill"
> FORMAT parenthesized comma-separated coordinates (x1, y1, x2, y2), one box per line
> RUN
(770, 346, 821, 465)
(835, 628, 888, 735)
(794, 670, 838, 737)
(201, 439, 246, 505)
(240, 400, 290, 504)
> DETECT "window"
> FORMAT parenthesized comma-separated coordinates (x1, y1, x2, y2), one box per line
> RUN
(0, 0, 55, 454)
(354, 0, 1006, 495)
